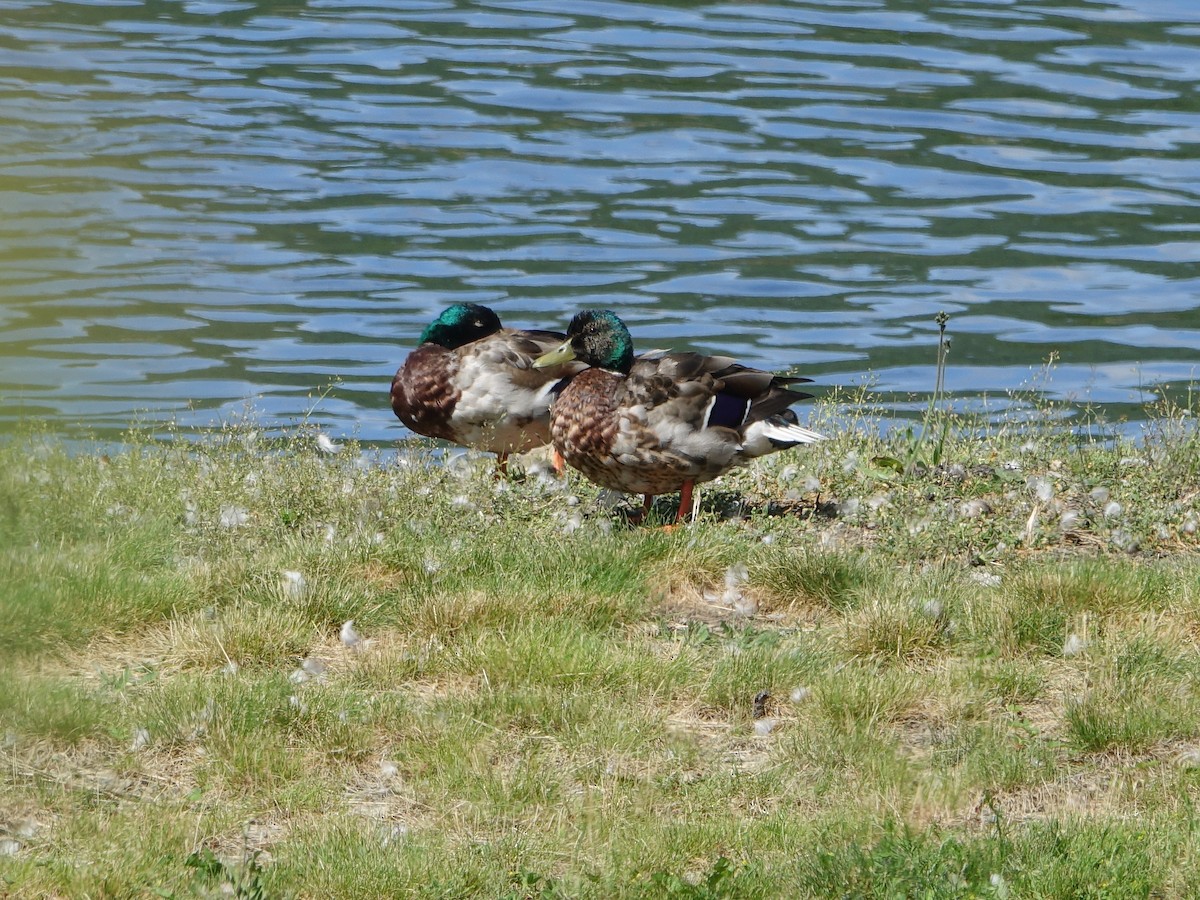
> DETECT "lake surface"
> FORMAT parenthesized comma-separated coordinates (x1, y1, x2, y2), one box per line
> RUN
(2, 0, 1199, 446)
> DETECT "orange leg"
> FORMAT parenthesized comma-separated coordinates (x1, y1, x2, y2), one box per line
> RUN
(675, 481, 695, 523)
(551, 448, 565, 475)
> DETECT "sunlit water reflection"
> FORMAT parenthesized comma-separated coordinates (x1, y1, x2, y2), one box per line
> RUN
(2, 0, 1199, 445)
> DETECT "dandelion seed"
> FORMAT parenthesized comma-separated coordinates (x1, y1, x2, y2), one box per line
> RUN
(803, 475, 822, 493)
(1089, 486, 1110, 505)
(288, 695, 307, 713)
(753, 717, 780, 736)
(779, 465, 798, 481)
(969, 570, 1002, 588)
(595, 489, 624, 510)
(1110, 528, 1138, 552)
(838, 497, 861, 517)
(842, 452, 859, 474)
(1104, 500, 1123, 519)
(1184, 515, 1198, 536)
(1119, 456, 1147, 467)
(1059, 510, 1082, 532)
(301, 657, 327, 678)
(920, 598, 944, 621)
(733, 593, 759, 617)
(868, 493, 891, 511)
(381, 823, 409, 848)
(14, 819, 37, 840)
(960, 498, 991, 518)
(340, 619, 363, 650)
(380, 760, 399, 779)
(1177, 749, 1200, 769)
(1062, 633, 1087, 657)
(288, 668, 309, 684)
(790, 686, 810, 704)
(423, 555, 441, 575)
(566, 494, 580, 507)
(1001, 460, 1021, 472)
(219, 505, 249, 528)
(725, 563, 749, 591)
(561, 511, 584, 535)
(989, 873, 1010, 899)
(450, 494, 475, 511)
(760, 533, 774, 545)
(0, 839, 20, 857)
(280, 570, 308, 601)
(1028, 476, 1054, 503)
(130, 727, 150, 752)
(222, 660, 239, 676)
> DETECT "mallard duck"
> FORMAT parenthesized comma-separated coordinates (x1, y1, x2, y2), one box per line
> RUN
(533, 309, 825, 522)
(390, 303, 579, 472)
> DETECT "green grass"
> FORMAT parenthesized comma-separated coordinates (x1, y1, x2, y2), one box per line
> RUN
(3, 399, 1200, 897)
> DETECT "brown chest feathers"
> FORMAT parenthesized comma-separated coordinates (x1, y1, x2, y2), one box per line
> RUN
(390, 345, 460, 442)
(551, 368, 619, 459)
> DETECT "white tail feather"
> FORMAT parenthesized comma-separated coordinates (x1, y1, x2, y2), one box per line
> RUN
(739, 419, 826, 459)
(759, 421, 826, 445)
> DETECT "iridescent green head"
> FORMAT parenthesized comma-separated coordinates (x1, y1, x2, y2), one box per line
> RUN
(419, 303, 502, 349)
(564, 309, 635, 373)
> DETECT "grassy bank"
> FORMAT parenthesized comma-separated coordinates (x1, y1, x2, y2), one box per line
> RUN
(3, 396, 1200, 898)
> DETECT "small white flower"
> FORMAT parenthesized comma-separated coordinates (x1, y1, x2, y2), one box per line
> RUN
(340, 620, 363, 650)
(316, 434, 343, 454)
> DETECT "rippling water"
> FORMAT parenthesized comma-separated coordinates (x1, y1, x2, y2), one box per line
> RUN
(2, 0, 1199, 445)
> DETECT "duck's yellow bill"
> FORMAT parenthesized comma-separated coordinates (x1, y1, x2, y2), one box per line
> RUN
(532, 340, 577, 369)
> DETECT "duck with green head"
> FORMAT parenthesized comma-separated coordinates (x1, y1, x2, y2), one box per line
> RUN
(534, 309, 825, 522)
(390, 303, 580, 472)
